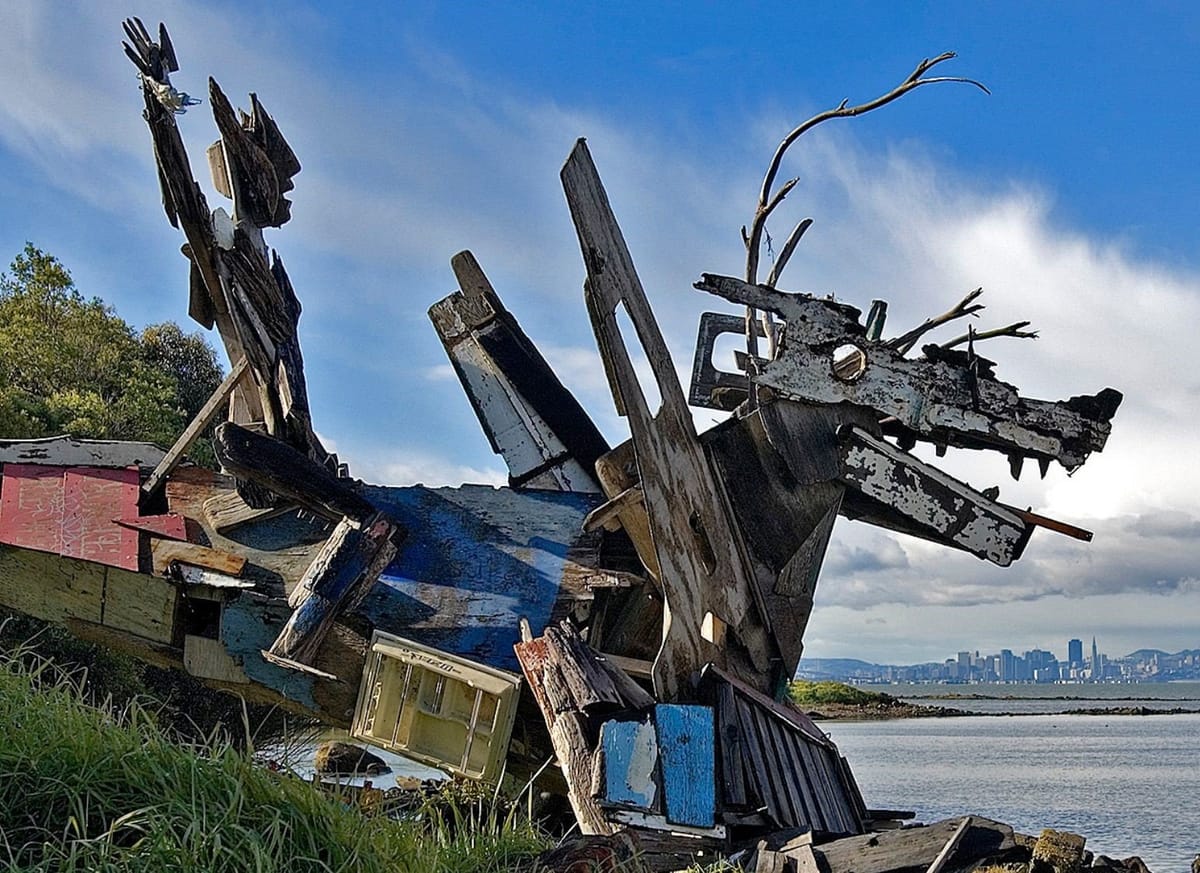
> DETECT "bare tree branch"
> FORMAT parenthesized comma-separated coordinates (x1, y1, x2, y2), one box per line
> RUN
(887, 286, 985, 355)
(765, 217, 814, 289)
(745, 52, 987, 287)
(741, 52, 987, 367)
(941, 321, 1038, 350)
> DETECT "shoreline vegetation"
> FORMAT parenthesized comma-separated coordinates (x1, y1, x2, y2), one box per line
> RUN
(788, 681, 1198, 720)
(0, 645, 550, 872)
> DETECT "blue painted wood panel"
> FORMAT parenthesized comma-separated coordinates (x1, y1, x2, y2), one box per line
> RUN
(602, 718, 658, 809)
(358, 485, 601, 672)
(656, 704, 715, 827)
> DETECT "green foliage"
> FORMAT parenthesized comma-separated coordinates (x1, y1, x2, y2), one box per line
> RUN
(0, 244, 222, 456)
(788, 680, 899, 707)
(0, 649, 551, 872)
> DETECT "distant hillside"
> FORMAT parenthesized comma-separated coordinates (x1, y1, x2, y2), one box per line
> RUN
(795, 658, 883, 680)
(1124, 649, 1170, 661)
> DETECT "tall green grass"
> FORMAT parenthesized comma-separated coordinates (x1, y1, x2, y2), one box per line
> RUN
(0, 645, 549, 872)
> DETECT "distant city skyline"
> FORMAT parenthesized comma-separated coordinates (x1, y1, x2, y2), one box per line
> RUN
(798, 635, 1200, 683)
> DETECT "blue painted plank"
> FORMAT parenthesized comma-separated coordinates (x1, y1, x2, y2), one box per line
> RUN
(602, 719, 658, 809)
(656, 704, 715, 827)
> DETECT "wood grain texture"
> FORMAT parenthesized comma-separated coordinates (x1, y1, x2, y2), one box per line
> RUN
(656, 705, 715, 827)
(562, 139, 773, 701)
(151, 540, 247, 577)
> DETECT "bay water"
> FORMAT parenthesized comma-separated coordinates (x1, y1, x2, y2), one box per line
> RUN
(825, 688, 1200, 872)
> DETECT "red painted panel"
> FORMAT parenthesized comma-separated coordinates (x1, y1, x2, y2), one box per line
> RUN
(113, 513, 188, 542)
(0, 464, 65, 553)
(62, 467, 140, 571)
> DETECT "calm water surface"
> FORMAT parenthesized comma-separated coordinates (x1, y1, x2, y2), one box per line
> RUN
(827, 713, 1200, 873)
(886, 681, 1200, 715)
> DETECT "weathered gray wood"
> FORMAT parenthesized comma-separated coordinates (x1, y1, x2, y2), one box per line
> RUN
(202, 488, 293, 533)
(544, 622, 623, 713)
(839, 425, 1030, 566)
(268, 513, 400, 665)
(0, 436, 166, 469)
(693, 274, 1120, 472)
(562, 139, 773, 701)
(816, 817, 1016, 873)
(926, 816, 973, 873)
(551, 711, 612, 835)
(141, 357, 248, 502)
(429, 251, 608, 493)
(214, 422, 376, 521)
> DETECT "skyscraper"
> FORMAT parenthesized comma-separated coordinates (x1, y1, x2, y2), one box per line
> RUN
(1091, 636, 1100, 676)
(1068, 638, 1083, 666)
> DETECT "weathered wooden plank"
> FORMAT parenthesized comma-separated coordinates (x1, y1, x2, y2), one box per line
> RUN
(601, 718, 658, 809)
(751, 705, 804, 829)
(733, 698, 786, 827)
(0, 437, 166, 469)
(562, 139, 773, 700)
(607, 810, 726, 840)
(151, 539, 247, 577)
(61, 468, 140, 571)
(656, 705, 715, 828)
(202, 489, 293, 533)
(175, 564, 255, 590)
(715, 681, 747, 808)
(838, 426, 1030, 566)
(269, 513, 399, 665)
(0, 545, 104, 625)
(0, 464, 64, 553)
(551, 710, 612, 836)
(429, 251, 608, 493)
(102, 565, 178, 644)
(544, 621, 623, 713)
(816, 817, 1016, 873)
(140, 356, 248, 501)
(113, 513, 188, 541)
(926, 816, 973, 873)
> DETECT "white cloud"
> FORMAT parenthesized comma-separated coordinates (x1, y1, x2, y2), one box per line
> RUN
(4, 1, 1198, 661)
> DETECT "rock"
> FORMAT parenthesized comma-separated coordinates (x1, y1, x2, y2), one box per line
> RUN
(1031, 829, 1086, 873)
(313, 740, 390, 776)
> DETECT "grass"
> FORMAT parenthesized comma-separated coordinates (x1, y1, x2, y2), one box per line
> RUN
(787, 680, 901, 708)
(0, 643, 550, 872)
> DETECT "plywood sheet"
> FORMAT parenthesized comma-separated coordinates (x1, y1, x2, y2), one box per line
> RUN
(62, 467, 140, 570)
(0, 464, 65, 553)
(103, 565, 177, 643)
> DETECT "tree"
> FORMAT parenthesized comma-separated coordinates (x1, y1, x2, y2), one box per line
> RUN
(0, 244, 223, 458)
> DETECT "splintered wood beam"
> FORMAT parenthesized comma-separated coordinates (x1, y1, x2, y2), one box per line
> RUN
(141, 358, 248, 502)
(267, 513, 400, 666)
(213, 422, 375, 521)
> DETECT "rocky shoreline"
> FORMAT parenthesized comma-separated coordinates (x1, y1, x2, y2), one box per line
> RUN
(805, 702, 1196, 720)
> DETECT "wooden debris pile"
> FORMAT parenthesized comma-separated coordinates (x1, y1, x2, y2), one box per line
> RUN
(0, 23, 1141, 873)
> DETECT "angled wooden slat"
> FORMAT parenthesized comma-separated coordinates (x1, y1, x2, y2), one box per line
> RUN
(561, 138, 774, 700)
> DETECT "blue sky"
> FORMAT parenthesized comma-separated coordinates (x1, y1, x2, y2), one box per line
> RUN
(3, 2, 1200, 664)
